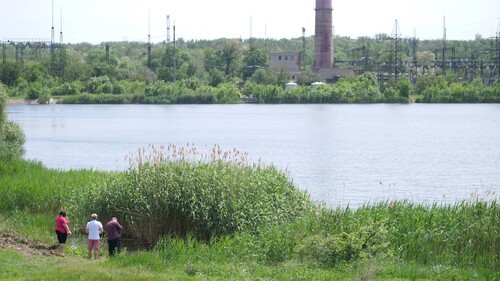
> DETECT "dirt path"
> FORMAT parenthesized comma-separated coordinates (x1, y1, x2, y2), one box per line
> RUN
(0, 232, 63, 257)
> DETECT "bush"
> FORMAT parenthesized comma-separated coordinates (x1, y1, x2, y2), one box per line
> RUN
(0, 84, 25, 159)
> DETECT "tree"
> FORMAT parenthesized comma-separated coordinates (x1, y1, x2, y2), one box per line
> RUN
(0, 83, 25, 159)
(0, 61, 21, 87)
(398, 76, 411, 98)
(220, 40, 242, 77)
(416, 51, 435, 75)
(241, 47, 267, 80)
(296, 70, 322, 86)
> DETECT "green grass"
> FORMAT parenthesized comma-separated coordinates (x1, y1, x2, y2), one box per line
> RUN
(0, 148, 498, 280)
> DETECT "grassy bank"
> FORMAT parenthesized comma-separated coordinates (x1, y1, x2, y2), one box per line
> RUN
(0, 147, 498, 280)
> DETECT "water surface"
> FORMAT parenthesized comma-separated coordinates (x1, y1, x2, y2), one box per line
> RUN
(8, 104, 500, 208)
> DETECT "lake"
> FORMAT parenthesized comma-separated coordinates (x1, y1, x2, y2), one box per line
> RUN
(7, 104, 500, 208)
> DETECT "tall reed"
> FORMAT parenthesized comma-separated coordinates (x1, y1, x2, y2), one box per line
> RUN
(81, 144, 314, 245)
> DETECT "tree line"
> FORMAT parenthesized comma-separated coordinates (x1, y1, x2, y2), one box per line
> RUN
(1, 36, 499, 103)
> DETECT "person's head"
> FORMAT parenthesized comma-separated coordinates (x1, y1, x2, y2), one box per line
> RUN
(91, 213, 97, 220)
(59, 210, 67, 217)
(111, 217, 117, 221)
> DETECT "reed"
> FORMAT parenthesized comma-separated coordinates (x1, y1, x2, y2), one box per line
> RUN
(77, 144, 314, 245)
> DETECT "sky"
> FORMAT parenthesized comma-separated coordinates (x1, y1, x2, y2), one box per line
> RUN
(0, 0, 498, 44)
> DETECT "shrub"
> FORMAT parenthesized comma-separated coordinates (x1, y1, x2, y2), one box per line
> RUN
(0, 85, 25, 159)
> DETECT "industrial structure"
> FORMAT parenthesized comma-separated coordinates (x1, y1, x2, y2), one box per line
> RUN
(1, 1, 65, 78)
(269, 52, 301, 81)
(1, 0, 498, 85)
(312, 0, 333, 71)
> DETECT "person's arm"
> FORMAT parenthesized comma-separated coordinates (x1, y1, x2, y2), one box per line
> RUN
(63, 223, 71, 235)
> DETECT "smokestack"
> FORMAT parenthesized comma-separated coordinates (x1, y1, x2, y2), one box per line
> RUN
(313, 0, 333, 70)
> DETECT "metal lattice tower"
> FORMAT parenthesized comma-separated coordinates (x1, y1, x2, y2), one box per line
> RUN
(496, 19, 500, 78)
(391, 19, 402, 78)
(166, 15, 171, 44)
(442, 16, 447, 73)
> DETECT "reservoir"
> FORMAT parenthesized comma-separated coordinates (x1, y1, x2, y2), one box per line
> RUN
(7, 104, 500, 208)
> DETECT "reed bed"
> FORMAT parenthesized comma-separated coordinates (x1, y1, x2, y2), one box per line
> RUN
(78, 144, 314, 245)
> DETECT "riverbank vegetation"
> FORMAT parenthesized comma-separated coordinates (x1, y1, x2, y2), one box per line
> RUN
(2, 36, 500, 104)
(1, 86, 498, 280)
(0, 84, 25, 159)
(0, 153, 498, 280)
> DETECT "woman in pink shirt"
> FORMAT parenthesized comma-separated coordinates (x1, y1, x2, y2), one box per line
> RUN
(54, 210, 71, 251)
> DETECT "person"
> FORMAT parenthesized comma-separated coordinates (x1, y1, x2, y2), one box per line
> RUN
(105, 217, 123, 256)
(54, 210, 71, 252)
(85, 213, 103, 259)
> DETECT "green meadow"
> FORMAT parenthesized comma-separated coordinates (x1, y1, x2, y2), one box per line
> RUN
(0, 145, 498, 280)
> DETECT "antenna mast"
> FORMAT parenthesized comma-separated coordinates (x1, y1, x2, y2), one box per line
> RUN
(147, 10, 151, 67)
(59, 6, 63, 44)
(51, 0, 55, 44)
(173, 22, 176, 82)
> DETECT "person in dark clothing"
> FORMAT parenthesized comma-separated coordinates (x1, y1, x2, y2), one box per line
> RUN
(105, 217, 123, 256)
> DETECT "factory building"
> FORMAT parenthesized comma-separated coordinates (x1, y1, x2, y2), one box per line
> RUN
(268, 52, 301, 81)
(269, 0, 352, 83)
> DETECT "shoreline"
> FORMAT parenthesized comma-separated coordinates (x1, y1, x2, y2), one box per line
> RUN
(7, 99, 59, 105)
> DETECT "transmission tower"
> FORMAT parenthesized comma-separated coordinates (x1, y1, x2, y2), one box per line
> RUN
(50, 0, 57, 75)
(391, 19, 403, 78)
(166, 15, 171, 44)
(495, 19, 500, 78)
(59, 6, 65, 79)
(165, 15, 170, 69)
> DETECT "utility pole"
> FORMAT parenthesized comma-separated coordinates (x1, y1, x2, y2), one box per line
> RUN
(147, 10, 151, 68)
(173, 23, 176, 83)
(302, 27, 306, 71)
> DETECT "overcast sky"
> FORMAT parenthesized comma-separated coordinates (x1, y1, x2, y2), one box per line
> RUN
(0, 0, 498, 44)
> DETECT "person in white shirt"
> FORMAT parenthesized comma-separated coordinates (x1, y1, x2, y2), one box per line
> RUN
(85, 213, 103, 259)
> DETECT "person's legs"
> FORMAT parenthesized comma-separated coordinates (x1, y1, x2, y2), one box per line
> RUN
(93, 240, 100, 259)
(116, 238, 121, 254)
(108, 238, 118, 256)
(87, 240, 93, 259)
(56, 231, 67, 251)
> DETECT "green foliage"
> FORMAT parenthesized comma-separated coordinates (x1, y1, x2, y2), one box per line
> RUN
(0, 84, 25, 158)
(0, 154, 498, 279)
(0, 158, 103, 215)
(241, 47, 267, 80)
(213, 82, 241, 103)
(296, 70, 322, 86)
(51, 81, 82, 96)
(78, 144, 313, 245)
(418, 77, 500, 103)
(0, 60, 21, 86)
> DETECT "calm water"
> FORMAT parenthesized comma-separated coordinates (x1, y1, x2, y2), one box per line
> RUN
(7, 104, 500, 208)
